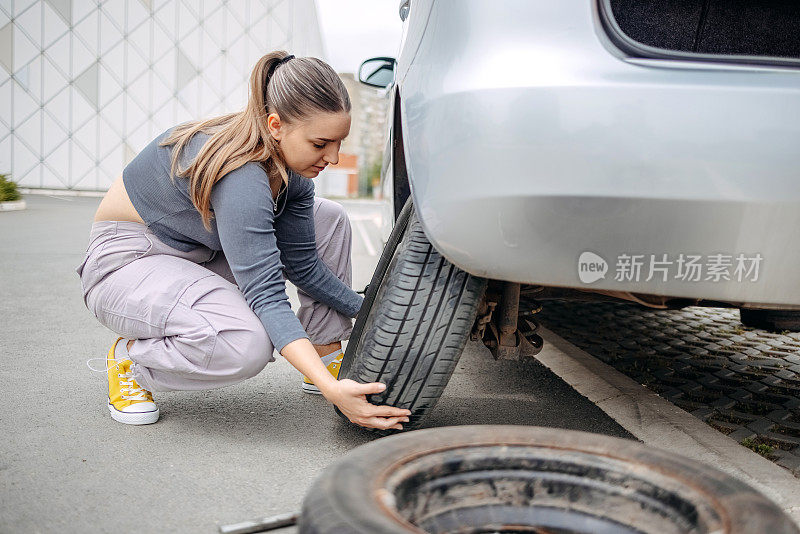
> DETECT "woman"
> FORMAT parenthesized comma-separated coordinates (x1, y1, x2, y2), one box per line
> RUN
(76, 51, 411, 431)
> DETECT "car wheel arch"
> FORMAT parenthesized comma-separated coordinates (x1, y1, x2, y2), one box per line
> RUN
(391, 87, 411, 223)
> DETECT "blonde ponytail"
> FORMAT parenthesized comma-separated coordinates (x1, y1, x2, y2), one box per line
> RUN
(161, 51, 350, 231)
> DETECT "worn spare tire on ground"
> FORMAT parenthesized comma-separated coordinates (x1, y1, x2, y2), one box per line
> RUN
(299, 425, 798, 534)
(337, 199, 487, 431)
(740, 308, 800, 332)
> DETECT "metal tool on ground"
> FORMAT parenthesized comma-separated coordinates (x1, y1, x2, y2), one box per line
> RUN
(218, 511, 298, 534)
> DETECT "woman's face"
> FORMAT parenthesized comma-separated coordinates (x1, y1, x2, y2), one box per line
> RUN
(267, 110, 351, 179)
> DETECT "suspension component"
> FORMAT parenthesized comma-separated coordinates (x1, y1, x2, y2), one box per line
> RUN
(473, 282, 544, 360)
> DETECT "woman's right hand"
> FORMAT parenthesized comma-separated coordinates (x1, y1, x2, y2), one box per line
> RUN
(321, 379, 411, 430)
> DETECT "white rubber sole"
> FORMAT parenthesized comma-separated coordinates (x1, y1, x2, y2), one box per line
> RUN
(108, 403, 160, 425)
(302, 382, 322, 395)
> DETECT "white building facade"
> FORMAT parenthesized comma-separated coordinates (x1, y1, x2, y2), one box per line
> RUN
(0, 0, 325, 191)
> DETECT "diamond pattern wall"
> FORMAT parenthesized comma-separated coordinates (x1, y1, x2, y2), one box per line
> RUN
(0, 0, 325, 190)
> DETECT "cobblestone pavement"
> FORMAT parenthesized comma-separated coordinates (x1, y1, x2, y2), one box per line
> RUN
(534, 301, 800, 476)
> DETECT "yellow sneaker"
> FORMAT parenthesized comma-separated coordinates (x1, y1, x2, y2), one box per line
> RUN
(302, 349, 343, 395)
(106, 337, 159, 425)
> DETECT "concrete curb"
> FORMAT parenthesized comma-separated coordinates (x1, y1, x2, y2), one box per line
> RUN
(536, 325, 800, 525)
(18, 188, 105, 197)
(0, 200, 26, 211)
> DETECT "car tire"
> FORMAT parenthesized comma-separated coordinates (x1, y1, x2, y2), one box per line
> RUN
(298, 425, 798, 534)
(739, 308, 800, 332)
(336, 198, 487, 432)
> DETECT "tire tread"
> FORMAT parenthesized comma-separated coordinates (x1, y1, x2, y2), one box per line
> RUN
(340, 202, 486, 431)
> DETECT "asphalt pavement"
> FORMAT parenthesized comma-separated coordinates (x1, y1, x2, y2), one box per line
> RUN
(0, 194, 631, 533)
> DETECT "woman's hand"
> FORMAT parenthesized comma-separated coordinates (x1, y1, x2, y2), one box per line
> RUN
(280, 338, 410, 430)
(321, 379, 411, 431)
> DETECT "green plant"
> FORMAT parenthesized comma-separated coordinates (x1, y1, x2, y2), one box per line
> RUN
(358, 158, 382, 197)
(740, 437, 775, 458)
(0, 174, 21, 202)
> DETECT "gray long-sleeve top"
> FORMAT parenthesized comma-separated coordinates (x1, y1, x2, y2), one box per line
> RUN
(123, 128, 363, 352)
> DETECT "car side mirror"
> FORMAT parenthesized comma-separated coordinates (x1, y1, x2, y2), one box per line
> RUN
(358, 57, 396, 89)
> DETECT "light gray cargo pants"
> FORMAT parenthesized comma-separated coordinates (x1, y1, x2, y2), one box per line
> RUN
(75, 197, 354, 392)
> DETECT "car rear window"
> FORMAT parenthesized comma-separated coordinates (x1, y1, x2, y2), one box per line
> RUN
(600, 0, 800, 66)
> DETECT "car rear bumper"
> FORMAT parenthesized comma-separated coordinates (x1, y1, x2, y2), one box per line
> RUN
(414, 192, 799, 306)
(400, 1, 800, 305)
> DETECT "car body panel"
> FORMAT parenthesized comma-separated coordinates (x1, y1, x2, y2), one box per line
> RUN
(389, 0, 800, 306)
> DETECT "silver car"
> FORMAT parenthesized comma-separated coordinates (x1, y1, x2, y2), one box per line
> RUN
(337, 0, 800, 430)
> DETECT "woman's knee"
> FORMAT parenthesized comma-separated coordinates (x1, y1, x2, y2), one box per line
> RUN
(213, 319, 274, 381)
(178, 278, 274, 381)
(315, 198, 351, 237)
(313, 199, 352, 274)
